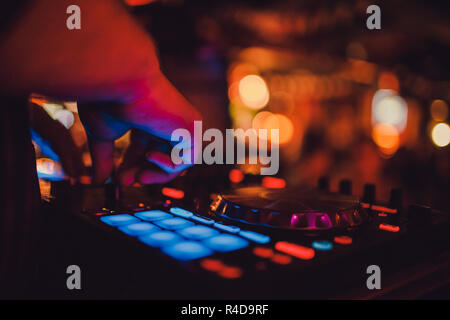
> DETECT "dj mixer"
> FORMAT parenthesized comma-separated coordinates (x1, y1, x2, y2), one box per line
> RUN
(39, 170, 450, 300)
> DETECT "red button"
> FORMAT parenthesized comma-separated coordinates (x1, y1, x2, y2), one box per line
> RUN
(271, 253, 292, 265)
(334, 235, 353, 245)
(275, 241, 315, 260)
(379, 223, 400, 232)
(253, 247, 274, 259)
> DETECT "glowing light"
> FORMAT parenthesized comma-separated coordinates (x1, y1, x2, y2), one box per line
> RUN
(372, 123, 400, 154)
(138, 231, 182, 248)
(36, 158, 56, 175)
(118, 222, 159, 237)
(200, 259, 224, 272)
(271, 253, 292, 265)
(100, 214, 139, 227)
(177, 226, 219, 240)
(371, 205, 397, 214)
(36, 158, 65, 180)
(42, 103, 63, 117)
(169, 207, 194, 218)
(238, 75, 269, 110)
(213, 223, 240, 234)
(229, 169, 244, 183)
(262, 177, 286, 189)
(379, 223, 400, 232)
(124, 0, 157, 6)
(272, 114, 294, 144)
(54, 109, 74, 129)
(252, 111, 274, 130)
(430, 100, 448, 121)
(253, 247, 274, 259)
(431, 123, 450, 147)
(312, 240, 333, 251)
(238, 230, 270, 244)
(372, 90, 408, 131)
(218, 266, 243, 279)
(334, 236, 353, 245)
(203, 234, 249, 252)
(162, 241, 213, 261)
(135, 210, 171, 221)
(275, 241, 315, 260)
(252, 112, 294, 144)
(378, 72, 399, 91)
(153, 217, 194, 230)
(161, 187, 184, 199)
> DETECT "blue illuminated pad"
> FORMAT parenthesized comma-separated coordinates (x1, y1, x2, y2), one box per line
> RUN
(203, 234, 249, 252)
(153, 218, 195, 230)
(100, 214, 139, 226)
(134, 210, 172, 222)
(162, 241, 213, 261)
(169, 207, 194, 218)
(177, 225, 219, 240)
(118, 222, 159, 237)
(191, 215, 215, 225)
(238, 230, 270, 244)
(312, 240, 333, 251)
(138, 231, 182, 248)
(213, 223, 240, 234)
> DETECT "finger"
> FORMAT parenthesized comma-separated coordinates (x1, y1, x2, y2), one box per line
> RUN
(88, 139, 115, 185)
(136, 168, 179, 185)
(78, 103, 131, 184)
(117, 129, 152, 185)
(117, 166, 140, 186)
(117, 74, 203, 143)
(145, 150, 190, 174)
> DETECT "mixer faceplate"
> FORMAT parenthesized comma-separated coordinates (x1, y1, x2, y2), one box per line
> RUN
(210, 187, 368, 231)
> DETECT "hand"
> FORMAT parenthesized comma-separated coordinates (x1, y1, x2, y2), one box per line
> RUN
(78, 74, 201, 185)
(0, 0, 202, 185)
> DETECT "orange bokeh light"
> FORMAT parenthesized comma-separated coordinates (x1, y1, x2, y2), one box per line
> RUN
(229, 169, 244, 183)
(372, 123, 400, 154)
(252, 111, 294, 144)
(378, 71, 399, 91)
(161, 187, 184, 199)
(262, 177, 286, 189)
(238, 75, 269, 110)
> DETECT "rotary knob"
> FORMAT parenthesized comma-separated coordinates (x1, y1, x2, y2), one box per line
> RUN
(362, 183, 376, 204)
(338, 179, 352, 195)
(318, 176, 329, 191)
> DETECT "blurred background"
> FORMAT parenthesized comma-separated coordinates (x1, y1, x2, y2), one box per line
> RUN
(32, 0, 449, 211)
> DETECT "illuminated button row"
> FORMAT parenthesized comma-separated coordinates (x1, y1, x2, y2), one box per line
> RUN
(100, 209, 270, 261)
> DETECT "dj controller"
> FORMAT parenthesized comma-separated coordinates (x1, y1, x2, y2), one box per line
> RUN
(38, 169, 450, 300)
